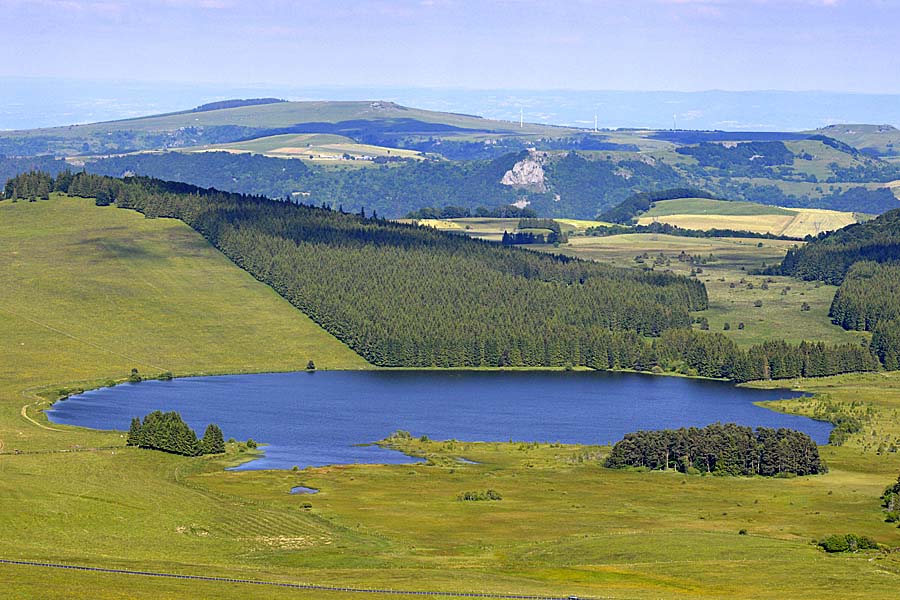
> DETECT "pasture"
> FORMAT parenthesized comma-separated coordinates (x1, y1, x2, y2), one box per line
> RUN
(553, 234, 864, 347)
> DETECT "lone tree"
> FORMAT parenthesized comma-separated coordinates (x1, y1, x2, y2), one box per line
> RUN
(201, 424, 225, 454)
(126, 417, 142, 446)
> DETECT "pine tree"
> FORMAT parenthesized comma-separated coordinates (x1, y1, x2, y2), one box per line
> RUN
(126, 417, 142, 446)
(201, 424, 225, 454)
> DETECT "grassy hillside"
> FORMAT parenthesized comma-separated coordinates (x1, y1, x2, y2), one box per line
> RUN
(814, 124, 900, 157)
(636, 198, 862, 237)
(6, 100, 571, 141)
(0, 195, 367, 450)
(643, 198, 794, 217)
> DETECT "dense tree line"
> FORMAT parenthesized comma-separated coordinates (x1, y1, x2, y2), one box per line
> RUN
(774, 208, 900, 284)
(604, 423, 824, 476)
(650, 329, 876, 381)
(3, 170, 53, 200)
(585, 221, 801, 241)
(599, 188, 717, 224)
(126, 411, 224, 456)
(829, 262, 900, 331)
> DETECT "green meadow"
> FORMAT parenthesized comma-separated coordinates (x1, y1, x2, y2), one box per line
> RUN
(2, 196, 900, 598)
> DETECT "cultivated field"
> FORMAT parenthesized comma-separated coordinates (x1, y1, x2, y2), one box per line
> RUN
(636, 198, 862, 237)
(185, 132, 425, 163)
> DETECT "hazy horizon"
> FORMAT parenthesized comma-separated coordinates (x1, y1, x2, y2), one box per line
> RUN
(3, 77, 900, 132)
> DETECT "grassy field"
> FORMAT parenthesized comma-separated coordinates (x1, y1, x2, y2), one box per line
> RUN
(636, 198, 861, 237)
(551, 234, 864, 348)
(643, 198, 795, 218)
(184, 132, 425, 163)
(4, 196, 900, 598)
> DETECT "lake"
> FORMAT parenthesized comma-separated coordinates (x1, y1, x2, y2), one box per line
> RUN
(46, 370, 826, 470)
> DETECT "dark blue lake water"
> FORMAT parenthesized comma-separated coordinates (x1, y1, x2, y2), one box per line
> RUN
(46, 370, 826, 470)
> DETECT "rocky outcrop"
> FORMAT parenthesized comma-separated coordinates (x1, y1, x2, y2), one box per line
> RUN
(501, 153, 546, 192)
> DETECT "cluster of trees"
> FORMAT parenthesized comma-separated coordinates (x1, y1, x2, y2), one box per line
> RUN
(830, 262, 900, 331)
(676, 141, 795, 174)
(3, 170, 53, 201)
(604, 423, 824, 476)
(775, 209, 900, 284)
(649, 329, 876, 382)
(599, 188, 716, 224)
(126, 411, 225, 456)
(502, 220, 568, 245)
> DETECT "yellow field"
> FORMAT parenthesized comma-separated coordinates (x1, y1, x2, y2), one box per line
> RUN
(637, 207, 859, 237)
(183, 133, 424, 162)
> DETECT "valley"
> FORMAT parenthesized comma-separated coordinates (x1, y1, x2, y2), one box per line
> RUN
(3, 100, 900, 600)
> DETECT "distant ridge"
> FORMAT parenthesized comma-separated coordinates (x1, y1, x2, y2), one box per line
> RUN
(192, 98, 286, 112)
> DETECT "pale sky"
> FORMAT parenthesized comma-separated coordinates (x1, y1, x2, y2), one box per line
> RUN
(2, 0, 899, 93)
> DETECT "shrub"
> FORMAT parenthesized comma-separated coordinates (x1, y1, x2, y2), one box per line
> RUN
(818, 533, 879, 553)
(457, 489, 503, 502)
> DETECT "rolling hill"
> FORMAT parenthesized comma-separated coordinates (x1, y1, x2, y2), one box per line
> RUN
(0, 100, 575, 156)
(812, 124, 900, 158)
